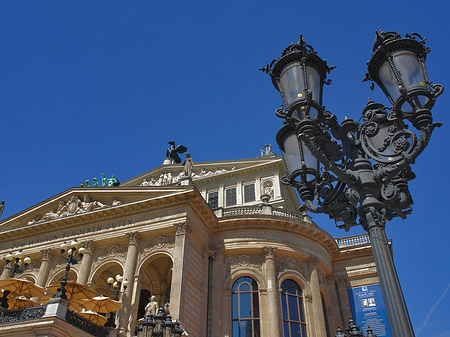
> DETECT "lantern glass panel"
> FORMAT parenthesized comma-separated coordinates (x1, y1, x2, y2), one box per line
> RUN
(393, 51, 426, 89)
(379, 61, 401, 102)
(283, 133, 302, 175)
(301, 141, 319, 182)
(306, 66, 321, 103)
(279, 64, 305, 107)
(308, 107, 318, 120)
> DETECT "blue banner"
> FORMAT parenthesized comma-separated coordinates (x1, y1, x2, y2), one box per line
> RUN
(347, 284, 392, 337)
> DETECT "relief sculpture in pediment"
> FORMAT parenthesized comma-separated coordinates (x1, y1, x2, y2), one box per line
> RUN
(28, 195, 121, 225)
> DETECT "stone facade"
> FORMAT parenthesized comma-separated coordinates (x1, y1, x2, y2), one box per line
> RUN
(0, 156, 380, 337)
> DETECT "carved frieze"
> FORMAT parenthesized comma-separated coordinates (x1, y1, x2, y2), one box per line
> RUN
(94, 244, 127, 264)
(140, 167, 237, 186)
(141, 236, 175, 256)
(27, 194, 123, 225)
(276, 256, 306, 278)
(226, 254, 263, 280)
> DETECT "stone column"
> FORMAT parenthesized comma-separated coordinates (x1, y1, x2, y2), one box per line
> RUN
(308, 257, 327, 337)
(325, 277, 341, 333)
(336, 277, 352, 324)
(117, 232, 140, 335)
(77, 241, 94, 285)
(36, 249, 53, 286)
(170, 222, 191, 321)
(211, 250, 225, 337)
(263, 247, 281, 337)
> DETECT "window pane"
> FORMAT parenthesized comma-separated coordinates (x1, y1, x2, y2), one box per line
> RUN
(301, 324, 307, 337)
(232, 293, 239, 319)
(252, 292, 260, 318)
(233, 321, 239, 337)
(226, 188, 237, 206)
(208, 191, 219, 209)
(254, 320, 261, 337)
(288, 295, 300, 321)
(282, 294, 288, 320)
(291, 323, 301, 337)
(306, 66, 320, 103)
(284, 321, 290, 337)
(239, 282, 251, 292)
(240, 321, 252, 337)
(240, 293, 252, 318)
(244, 184, 255, 203)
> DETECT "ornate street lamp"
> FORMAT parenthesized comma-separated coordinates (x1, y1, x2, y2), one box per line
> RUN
(105, 273, 128, 328)
(262, 31, 443, 337)
(4, 250, 31, 278)
(53, 240, 85, 300)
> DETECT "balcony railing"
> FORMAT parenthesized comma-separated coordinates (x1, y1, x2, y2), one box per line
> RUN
(0, 305, 46, 324)
(335, 234, 370, 248)
(217, 205, 311, 223)
(65, 310, 108, 337)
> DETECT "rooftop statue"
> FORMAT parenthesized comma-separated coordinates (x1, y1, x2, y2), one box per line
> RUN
(166, 141, 187, 164)
(81, 174, 120, 187)
(0, 201, 4, 218)
(182, 153, 194, 177)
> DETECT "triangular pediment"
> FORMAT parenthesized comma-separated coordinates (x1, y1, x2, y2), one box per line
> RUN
(0, 186, 203, 234)
(122, 155, 284, 187)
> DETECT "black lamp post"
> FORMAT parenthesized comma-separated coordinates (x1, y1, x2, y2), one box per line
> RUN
(261, 31, 443, 337)
(105, 273, 128, 328)
(4, 250, 31, 278)
(53, 240, 85, 300)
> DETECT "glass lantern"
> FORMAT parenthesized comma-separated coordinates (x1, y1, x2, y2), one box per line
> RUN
(276, 124, 320, 187)
(367, 31, 435, 118)
(268, 36, 331, 121)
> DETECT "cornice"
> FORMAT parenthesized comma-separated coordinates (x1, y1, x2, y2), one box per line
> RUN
(216, 216, 340, 258)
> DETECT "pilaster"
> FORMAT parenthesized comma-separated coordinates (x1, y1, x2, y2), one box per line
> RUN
(308, 256, 326, 337)
(263, 247, 280, 337)
(77, 241, 94, 285)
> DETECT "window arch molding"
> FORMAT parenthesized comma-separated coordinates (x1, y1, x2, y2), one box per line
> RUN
(224, 268, 266, 291)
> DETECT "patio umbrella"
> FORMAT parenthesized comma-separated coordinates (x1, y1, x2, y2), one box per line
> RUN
(76, 296, 121, 313)
(77, 310, 108, 326)
(46, 281, 99, 301)
(7, 296, 38, 310)
(0, 278, 45, 297)
(39, 293, 83, 311)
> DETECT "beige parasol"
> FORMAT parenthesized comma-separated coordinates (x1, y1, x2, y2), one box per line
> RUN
(76, 296, 121, 313)
(46, 281, 99, 301)
(76, 310, 108, 326)
(7, 296, 39, 310)
(0, 278, 45, 297)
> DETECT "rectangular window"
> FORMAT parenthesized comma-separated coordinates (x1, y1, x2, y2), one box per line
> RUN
(208, 191, 219, 209)
(226, 188, 237, 207)
(244, 184, 255, 203)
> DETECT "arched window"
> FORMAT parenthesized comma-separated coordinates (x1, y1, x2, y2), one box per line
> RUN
(281, 279, 307, 337)
(232, 276, 260, 337)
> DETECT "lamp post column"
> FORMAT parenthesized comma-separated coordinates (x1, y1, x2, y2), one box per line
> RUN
(77, 241, 94, 285)
(308, 257, 327, 337)
(365, 214, 415, 337)
(263, 247, 280, 337)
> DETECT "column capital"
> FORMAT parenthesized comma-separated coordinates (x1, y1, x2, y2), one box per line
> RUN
(174, 222, 191, 235)
(307, 256, 319, 270)
(40, 249, 53, 261)
(304, 294, 313, 303)
(126, 232, 140, 245)
(82, 240, 95, 254)
(263, 247, 277, 260)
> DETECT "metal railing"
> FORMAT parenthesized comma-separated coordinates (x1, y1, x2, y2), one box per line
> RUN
(65, 310, 108, 337)
(335, 234, 370, 248)
(0, 305, 46, 324)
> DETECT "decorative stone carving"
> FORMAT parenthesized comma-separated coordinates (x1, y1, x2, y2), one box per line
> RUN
(126, 232, 140, 245)
(95, 244, 127, 262)
(276, 256, 306, 277)
(40, 249, 52, 261)
(307, 256, 319, 271)
(173, 222, 191, 235)
(27, 194, 115, 225)
(81, 241, 94, 254)
(263, 247, 276, 260)
(142, 236, 175, 255)
(228, 255, 262, 273)
(261, 179, 274, 199)
(140, 167, 237, 186)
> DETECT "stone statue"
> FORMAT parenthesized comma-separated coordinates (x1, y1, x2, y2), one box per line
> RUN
(92, 178, 100, 187)
(144, 295, 158, 316)
(64, 196, 82, 216)
(264, 144, 273, 156)
(80, 194, 107, 212)
(182, 153, 194, 177)
(166, 141, 187, 164)
(0, 201, 4, 218)
(112, 198, 122, 206)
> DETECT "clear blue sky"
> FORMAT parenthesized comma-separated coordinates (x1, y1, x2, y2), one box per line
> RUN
(0, 1, 449, 336)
